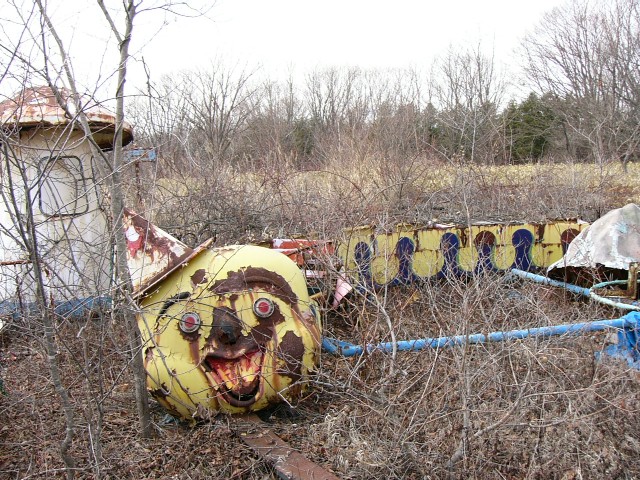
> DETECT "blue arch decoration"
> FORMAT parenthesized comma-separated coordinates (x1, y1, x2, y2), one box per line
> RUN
(474, 231, 496, 275)
(350, 227, 559, 288)
(510, 229, 535, 271)
(354, 241, 374, 289)
(393, 236, 418, 285)
(437, 232, 462, 279)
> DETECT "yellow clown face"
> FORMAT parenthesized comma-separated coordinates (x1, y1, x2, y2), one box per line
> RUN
(137, 245, 321, 419)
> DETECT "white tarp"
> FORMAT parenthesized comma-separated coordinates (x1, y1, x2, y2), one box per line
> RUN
(549, 203, 640, 272)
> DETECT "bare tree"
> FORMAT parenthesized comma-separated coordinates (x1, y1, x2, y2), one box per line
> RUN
(182, 63, 259, 167)
(433, 44, 505, 163)
(0, 4, 209, 473)
(522, 0, 640, 169)
(95, 0, 153, 439)
(0, 128, 79, 478)
(129, 73, 193, 175)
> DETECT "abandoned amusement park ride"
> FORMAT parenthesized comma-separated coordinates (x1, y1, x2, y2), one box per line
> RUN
(1, 87, 640, 476)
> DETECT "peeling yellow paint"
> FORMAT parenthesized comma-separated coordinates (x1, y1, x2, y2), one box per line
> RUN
(137, 245, 321, 418)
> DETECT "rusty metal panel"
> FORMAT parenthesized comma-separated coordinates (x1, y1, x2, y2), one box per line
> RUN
(0, 86, 133, 148)
(338, 220, 588, 287)
(259, 238, 336, 268)
(233, 414, 340, 480)
(123, 208, 196, 297)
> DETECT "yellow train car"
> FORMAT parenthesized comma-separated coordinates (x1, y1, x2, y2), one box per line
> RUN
(338, 220, 588, 287)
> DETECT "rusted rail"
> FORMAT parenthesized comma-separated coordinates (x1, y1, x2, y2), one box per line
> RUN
(0, 260, 31, 266)
(232, 414, 340, 480)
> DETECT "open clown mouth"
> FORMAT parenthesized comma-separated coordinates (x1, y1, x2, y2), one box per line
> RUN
(204, 348, 265, 407)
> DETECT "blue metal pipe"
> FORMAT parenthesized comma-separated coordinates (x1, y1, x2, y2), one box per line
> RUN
(588, 279, 640, 311)
(510, 269, 640, 311)
(508, 268, 591, 297)
(322, 311, 640, 357)
(0, 296, 112, 321)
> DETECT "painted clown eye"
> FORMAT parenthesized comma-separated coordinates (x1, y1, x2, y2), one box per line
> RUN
(179, 312, 201, 333)
(253, 297, 274, 318)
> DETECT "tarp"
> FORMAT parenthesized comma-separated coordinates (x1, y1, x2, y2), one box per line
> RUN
(549, 203, 640, 272)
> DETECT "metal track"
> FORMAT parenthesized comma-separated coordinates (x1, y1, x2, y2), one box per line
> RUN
(232, 414, 341, 480)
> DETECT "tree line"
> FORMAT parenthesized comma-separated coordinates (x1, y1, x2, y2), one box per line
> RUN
(131, 0, 640, 174)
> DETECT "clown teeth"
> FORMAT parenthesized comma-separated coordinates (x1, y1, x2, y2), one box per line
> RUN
(216, 368, 236, 391)
(204, 349, 264, 396)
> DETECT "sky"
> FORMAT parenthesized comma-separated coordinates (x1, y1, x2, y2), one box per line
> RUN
(2, 0, 568, 99)
(132, 0, 565, 85)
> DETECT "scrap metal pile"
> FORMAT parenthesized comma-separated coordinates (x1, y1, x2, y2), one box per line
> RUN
(124, 205, 640, 421)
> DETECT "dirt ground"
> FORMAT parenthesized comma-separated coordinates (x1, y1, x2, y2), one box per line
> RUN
(2, 161, 640, 479)
(1, 275, 640, 479)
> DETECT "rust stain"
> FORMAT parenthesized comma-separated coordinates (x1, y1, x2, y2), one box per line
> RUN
(458, 228, 468, 248)
(0, 86, 133, 148)
(124, 209, 216, 298)
(188, 335, 201, 365)
(210, 267, 299, 307)
(126, 208, 190, 266)
(190, 268, 207, 287)
(474, 231, 496, 247)
(278, 330, 305, 380)
(233, 414, 341, 480)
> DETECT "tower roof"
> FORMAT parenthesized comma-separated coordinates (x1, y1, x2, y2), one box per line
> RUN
(0, 86, 133, 149)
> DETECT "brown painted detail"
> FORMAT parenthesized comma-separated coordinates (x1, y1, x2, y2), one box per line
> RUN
(561, 228, 580, 254)
(458, 228, 468, 248)
(203, 304, 284, 360)
(191, 269, 207, 287)
(232, 414, 341, 480)
(279, 330, 305, 379)
(150, 382, 170, 399)
(251, 322, 276, 345)
(205, 307, 263, 358)
(209, 267, 299, 307)
(208, 308, 245, 346)
(474, 231, 496, 248)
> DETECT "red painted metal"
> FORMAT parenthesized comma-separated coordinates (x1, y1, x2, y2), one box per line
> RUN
(123, 208, 200, 297)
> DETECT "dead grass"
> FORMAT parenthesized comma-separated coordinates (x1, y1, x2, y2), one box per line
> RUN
(2, 158, 640, 479)
(138, 156, 640, 246)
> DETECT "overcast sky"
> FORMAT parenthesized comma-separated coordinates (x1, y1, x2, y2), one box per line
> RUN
(3, 0, 568, 99)
(130, 0, 565, 82)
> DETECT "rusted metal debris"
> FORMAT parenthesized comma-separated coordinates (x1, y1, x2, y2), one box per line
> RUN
(0, 86, 133, 148)
(232, 414, 341, 480)
(0, 260, 31, 266)
(123, 208, 195, 297)
(137, 243, 321, 418)
(340, 219, 587, 288)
